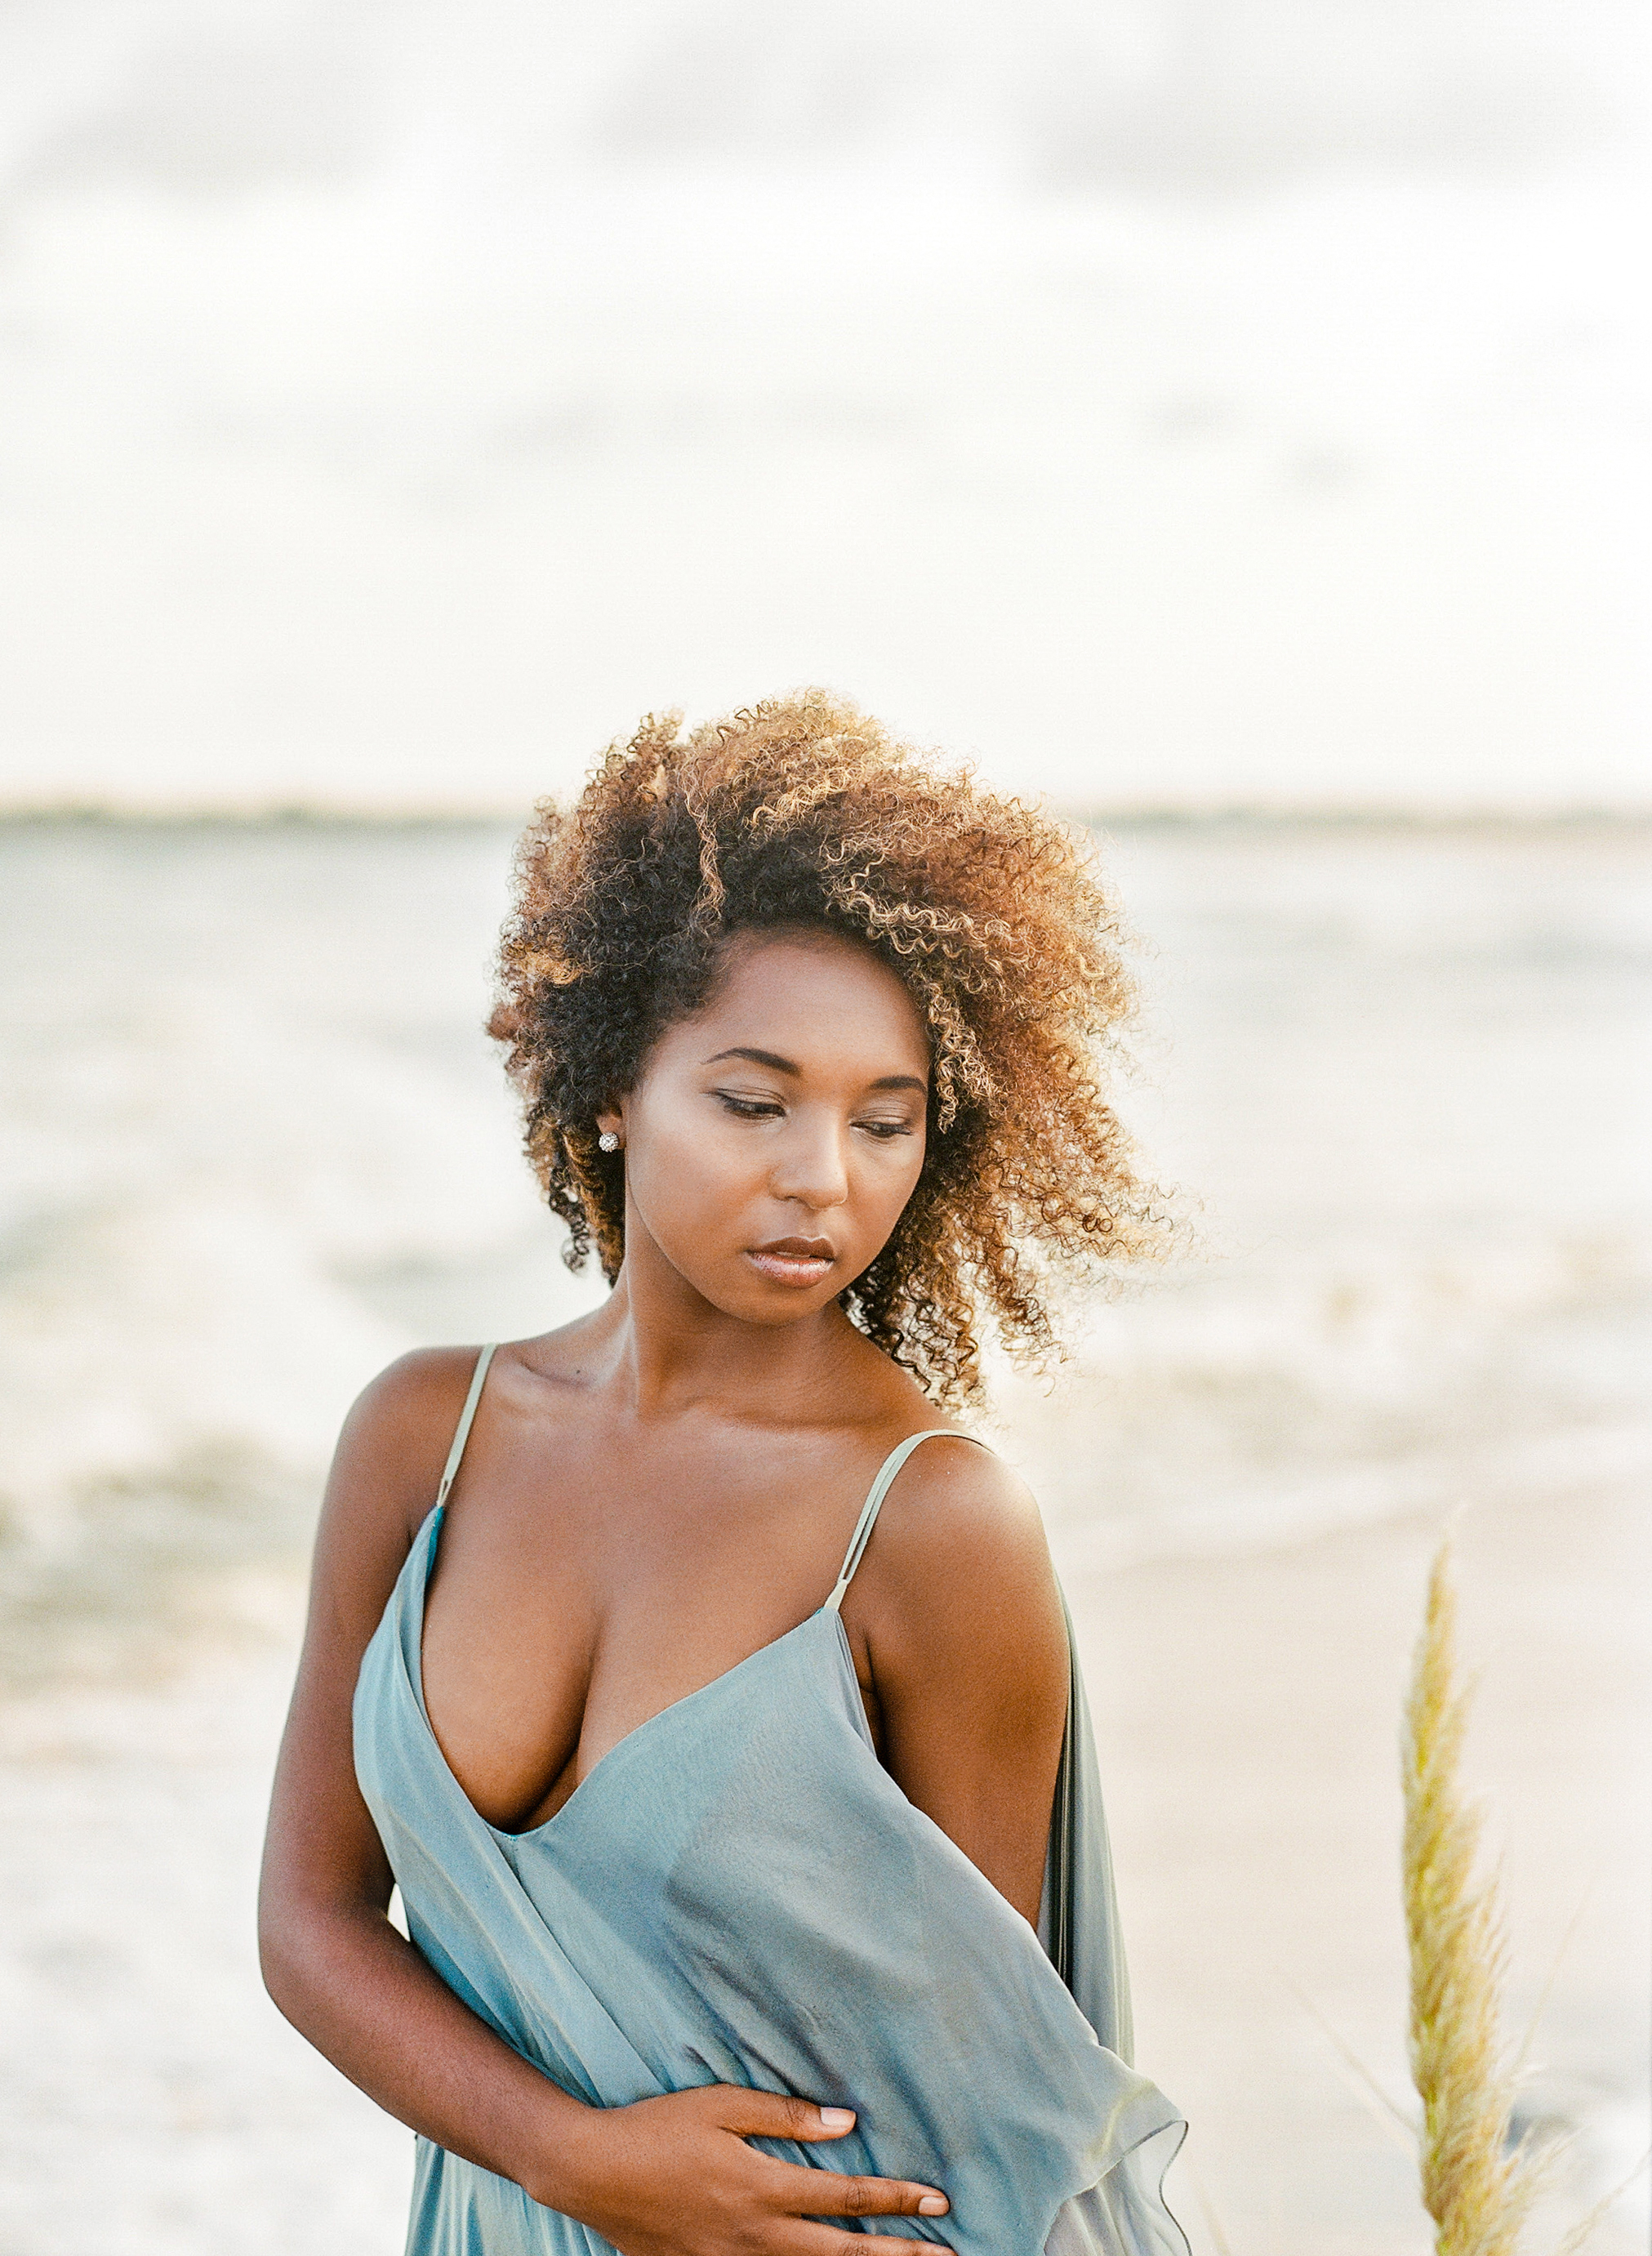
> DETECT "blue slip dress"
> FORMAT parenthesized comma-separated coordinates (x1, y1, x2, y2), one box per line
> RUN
(354, 1346, 1188, 2254)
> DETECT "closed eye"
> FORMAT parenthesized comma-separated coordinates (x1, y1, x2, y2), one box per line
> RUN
(715, 1091, 786, 1119)
(857, 1118, 915, 1139)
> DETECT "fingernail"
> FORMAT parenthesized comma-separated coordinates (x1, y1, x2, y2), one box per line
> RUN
(818, 2107, 855, 2131)
(918, 2194, 949, 2215)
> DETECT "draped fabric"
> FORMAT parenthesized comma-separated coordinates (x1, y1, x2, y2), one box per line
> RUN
(354, 1420, 1188, 2255)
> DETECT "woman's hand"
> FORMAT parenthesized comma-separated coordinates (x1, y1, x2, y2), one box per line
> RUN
(550, 2085, 950, 2254)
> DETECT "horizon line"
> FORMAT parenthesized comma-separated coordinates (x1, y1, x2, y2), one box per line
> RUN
(3, 798, 1650, 833)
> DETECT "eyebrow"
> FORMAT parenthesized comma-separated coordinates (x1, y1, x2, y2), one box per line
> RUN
(703, 1046, 927, 1095)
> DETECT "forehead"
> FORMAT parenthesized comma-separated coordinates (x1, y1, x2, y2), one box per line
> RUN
(682, 930, 929, 1063)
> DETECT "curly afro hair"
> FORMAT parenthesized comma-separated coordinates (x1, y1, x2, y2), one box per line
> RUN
(489, 689, 1165, 1408)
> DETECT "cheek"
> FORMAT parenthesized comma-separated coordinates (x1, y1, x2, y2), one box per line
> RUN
(625, 1099, 750, 1233)
(846, 1133, 925, 1244)
(881, 1143, 927, 1223)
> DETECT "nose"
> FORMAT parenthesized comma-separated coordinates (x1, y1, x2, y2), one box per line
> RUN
(769, 1107, 850, 1215)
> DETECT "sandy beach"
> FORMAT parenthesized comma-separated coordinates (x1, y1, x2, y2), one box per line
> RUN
(1073, 1479, 1652, 2254)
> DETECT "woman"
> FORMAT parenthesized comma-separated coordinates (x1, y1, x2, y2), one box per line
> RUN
(260, 692, 1187, 2255)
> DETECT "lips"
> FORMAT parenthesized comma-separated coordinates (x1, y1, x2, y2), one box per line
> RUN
(745, 1235, 837, 1288)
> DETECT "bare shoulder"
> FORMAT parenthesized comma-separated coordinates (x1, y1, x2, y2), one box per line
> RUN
(331, 1344, 493, 1538)
(301, 1345, 496, 1657)
(871, 1432, 1053, 1596)
(853, 1430, 1066, 1674)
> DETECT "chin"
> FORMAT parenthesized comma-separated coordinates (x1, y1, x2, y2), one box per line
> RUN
(732, 1289, 834, 1327)
(713, 1272, 841, 1326)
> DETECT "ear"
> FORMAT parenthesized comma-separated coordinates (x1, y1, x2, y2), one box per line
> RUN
(594, 1103, 625, 1143)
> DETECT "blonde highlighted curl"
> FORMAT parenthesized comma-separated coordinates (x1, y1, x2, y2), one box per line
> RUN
(489, 689, 1167, 1408)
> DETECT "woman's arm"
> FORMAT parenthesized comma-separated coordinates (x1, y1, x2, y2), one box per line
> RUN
(258, 1352, 948, 2256)
(259, 1351, 572, 2183)
(848, 1440, 1073, 1927)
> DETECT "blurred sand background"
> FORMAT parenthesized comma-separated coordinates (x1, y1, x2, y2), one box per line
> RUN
(2, 6, 1650, 2254)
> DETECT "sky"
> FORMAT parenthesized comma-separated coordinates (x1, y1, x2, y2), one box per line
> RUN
(0, 0, 1647, 814)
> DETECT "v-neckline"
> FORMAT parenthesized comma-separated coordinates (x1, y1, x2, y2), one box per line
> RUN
(407, 1502, 863, 1845)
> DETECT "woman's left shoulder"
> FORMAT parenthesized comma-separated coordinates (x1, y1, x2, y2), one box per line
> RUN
(867, 1430, 1059, 1621)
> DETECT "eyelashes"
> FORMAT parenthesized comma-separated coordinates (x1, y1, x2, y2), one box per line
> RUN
(713, 1092, 915, 1138)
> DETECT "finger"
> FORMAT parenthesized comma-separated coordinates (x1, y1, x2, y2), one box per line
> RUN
(789, 2227, 942, 2256)
(713, 2089, 860, 2144)
(710, 2092, 949, 2219)
(789, 2167, 949, 2220)
(748, 2155, 948, 2221)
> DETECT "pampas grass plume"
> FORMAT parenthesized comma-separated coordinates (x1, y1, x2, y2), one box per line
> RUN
(1402, 1537, 1538, 2256)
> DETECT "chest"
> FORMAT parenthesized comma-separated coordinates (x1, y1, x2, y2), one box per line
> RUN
(416, 1429, 881, 1834)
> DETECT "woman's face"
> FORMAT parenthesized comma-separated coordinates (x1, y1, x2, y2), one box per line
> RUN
(599, 930, 930, 1326)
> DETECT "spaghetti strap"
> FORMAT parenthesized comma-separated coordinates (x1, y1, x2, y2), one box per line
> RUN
(824, 1427, 990, 1612)
(434, 1344, 496, 1512)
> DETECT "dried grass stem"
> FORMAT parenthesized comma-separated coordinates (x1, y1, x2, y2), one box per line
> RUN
(1402, 1539, 1538, 2256)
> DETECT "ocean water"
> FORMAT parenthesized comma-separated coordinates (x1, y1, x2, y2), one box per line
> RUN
(1, 812, 1648, 2252)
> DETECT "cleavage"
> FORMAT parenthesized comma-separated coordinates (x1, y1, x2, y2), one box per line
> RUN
(419, 1500, 856, 1834)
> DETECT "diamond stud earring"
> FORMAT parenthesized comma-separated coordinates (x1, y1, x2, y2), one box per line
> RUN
(598, 1130, 620, 1153)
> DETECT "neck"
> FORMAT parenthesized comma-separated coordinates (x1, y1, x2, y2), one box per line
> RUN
(579, 1226, 862, 1425)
